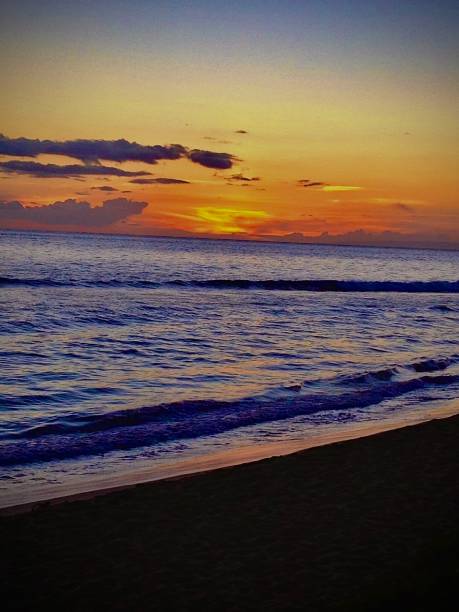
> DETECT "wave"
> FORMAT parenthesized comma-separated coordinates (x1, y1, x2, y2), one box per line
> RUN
(430, 304, 458, 313)
(179, 279, 459, 293)
(1, 354, 458, 467)
(338, 355, 459, 385)
(1, 276, 459, 293)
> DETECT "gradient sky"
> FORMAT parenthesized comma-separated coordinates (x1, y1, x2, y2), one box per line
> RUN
(1, 0, 458, 247)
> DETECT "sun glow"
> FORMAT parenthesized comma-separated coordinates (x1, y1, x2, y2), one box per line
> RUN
(190, 207, 269, 234)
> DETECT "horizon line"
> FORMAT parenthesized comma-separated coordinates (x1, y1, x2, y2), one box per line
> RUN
(1, 226, 458, 253)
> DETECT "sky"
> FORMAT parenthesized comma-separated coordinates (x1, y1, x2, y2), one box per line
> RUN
(1, 0, 458, 248)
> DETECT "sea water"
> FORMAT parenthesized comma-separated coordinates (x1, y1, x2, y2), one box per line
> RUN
(1, 231, 458, 503)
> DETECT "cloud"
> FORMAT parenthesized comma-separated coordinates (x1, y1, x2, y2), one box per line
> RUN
(0, 135, 186, 165)
(307, 229, 454, 248)
(235, 130, 248, 134)
(297, 180, 362, 191)
(171, 206, 268, 234)
(129, 178, 190, 185)
(0, 198, 148, 228)
(298, 179, 325, 188)
(0, 135, 238, 170)
(198, 207, 267, 233)
(0, 160, 151, 178)
(229, 173, 260, 182)
(187, 149, 238, 170)
(242, 228, 457, 249)
(91, 186, 118, 192)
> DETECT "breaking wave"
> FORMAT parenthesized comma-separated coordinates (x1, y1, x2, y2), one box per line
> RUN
(1, 276, 459, 293)
(1, 354, 458, 467)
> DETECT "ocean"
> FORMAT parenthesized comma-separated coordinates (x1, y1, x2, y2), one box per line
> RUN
(1, 230, 458, 504)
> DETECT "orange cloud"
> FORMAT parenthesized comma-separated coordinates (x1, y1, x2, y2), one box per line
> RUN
(169, 206, 269, 234)
(322, 186, 363, 192)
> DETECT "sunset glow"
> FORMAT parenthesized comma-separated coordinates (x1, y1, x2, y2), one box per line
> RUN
(1, 0, 458, 248)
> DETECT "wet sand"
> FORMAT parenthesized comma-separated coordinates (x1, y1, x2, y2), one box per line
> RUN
(2, 414, 459, 611)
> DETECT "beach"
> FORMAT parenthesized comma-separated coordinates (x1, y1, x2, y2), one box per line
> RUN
(2, 414, 459, 611)
(2, 2, 458, 610)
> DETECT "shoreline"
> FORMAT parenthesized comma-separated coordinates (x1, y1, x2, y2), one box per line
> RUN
(2, 397, 459, 515)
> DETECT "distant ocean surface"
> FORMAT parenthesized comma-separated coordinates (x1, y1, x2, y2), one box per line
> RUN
(1, 230, 459, 502)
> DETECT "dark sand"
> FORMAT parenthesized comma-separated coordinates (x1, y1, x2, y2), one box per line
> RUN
(2, 415, 459, 612)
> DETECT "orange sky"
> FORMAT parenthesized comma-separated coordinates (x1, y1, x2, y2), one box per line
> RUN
(1, 1, 458, 248)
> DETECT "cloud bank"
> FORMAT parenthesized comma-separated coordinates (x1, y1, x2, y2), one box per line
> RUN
(0, 135, 238, 171)
(229, 173, 260, 182)
(297, 180, 362, 191)
(0, 160, 150, 178)
(297, 179, 325, 188)
(129, 178, 190, 185)
(187, 149, 237, 169)
(0, 198, 148, 227)
(0, 135, 185, 165)
(259, 229, 458, 250)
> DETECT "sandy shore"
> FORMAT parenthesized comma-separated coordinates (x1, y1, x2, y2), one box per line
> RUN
(3, 399, 459, 513)
(2, 413, 459, 611)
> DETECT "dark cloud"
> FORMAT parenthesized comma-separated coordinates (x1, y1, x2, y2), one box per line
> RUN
(0, 135, 237, 170)
(297, 179, 325, 188)
(235, 130, 248, 134)
(0, 160, 151, 179)
(0, 135, 186, 165)
(265, 229, 458, 249)
(187, 149, 237, 170)
(229, 173, 260, 182)
(129, 178, 190, 185)
(90, 186, 118, 192)
(0, 198, 148, 227)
